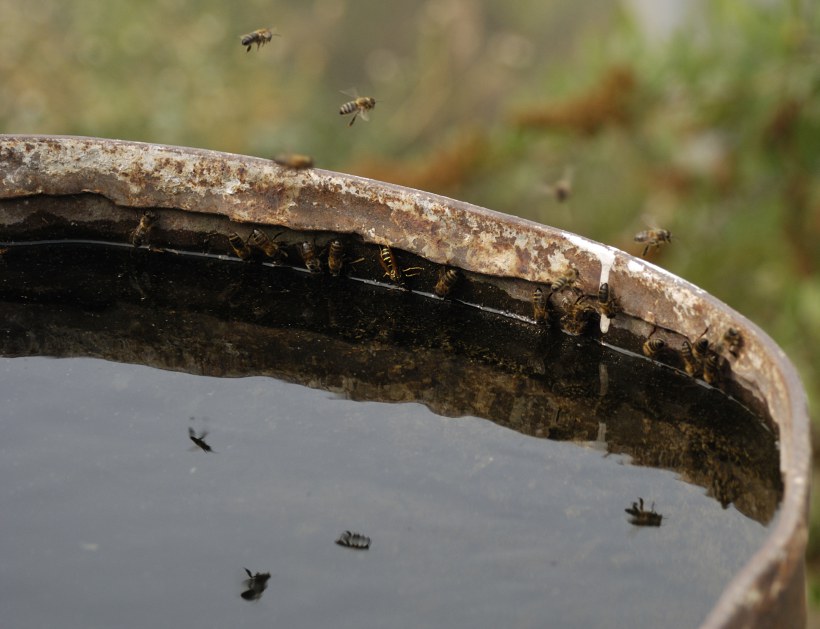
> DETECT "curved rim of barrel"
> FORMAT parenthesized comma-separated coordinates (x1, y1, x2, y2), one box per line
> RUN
(0, 134, 810, 627)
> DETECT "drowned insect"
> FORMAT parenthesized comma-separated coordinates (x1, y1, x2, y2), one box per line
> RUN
(722, 327, 744, 358)
(188, 427, 214, 453)
(532, 286, 548, 324)
(300, 241, 322, 274)
(378, 245, 422, 287)
(241, 568, 271, 601)
(543, 166, 574, 202)
(247, 228, 286, 260)
(335, 530, 371, 550)
(625, 497, 663, 527)
(550, 267, 579, 292)
(339, 89, 377, 127)
(434, 267, 460, 298)
(240, 28, 277, 52)
(634, 228, 672, 257)
(228, 232, 252, 260)
(272, 153, 314, 169)
(131, 211, 157, 247)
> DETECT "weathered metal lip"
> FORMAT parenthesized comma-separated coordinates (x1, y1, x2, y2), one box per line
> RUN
(0, 134, 810, 628)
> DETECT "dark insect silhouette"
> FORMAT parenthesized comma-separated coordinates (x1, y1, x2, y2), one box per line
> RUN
(188, 427, 214, 453)
(335, 530, 371, 550)
(625, 497, 663, 527)
(241, 568, 271, 601)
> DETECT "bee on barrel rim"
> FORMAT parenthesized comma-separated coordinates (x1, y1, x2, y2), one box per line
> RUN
(300, 241, 323, 274)
(240, 28, 278, 52)
(131, 210, 157, 247)
(247, 228, 287, 260)
(531, 286, 548, 324)
(339, 89, 377, 127)
(228, 231, 252, 260)
(435, 266, 460, 298)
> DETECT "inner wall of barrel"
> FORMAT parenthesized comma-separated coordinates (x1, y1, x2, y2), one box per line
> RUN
(0, 193, 778, 435)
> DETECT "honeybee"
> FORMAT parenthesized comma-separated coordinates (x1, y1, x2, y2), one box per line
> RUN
(335, 530, 371, 550)
(240, 28, 277, 52)
(339, 90, 376, 126)
(634, 228, 672, 257)
(702, 351, 722, 385)
(272, 153, 314, 169)
(531, 286, 548, 323)
(625, 497, 663, 527)
(228, 232, 252, 260)
(188, 427, 214, 453)
(435, 267, 460, 298)
(544, 167, 574, 202)
(559, 293, 595, 335)
(680, 340, 703, 378)
(595, 282, 620, 318)
(300, 241, 322, 274)
(247, 228, 286, 260)
(378, 245, 422, 286)
(550, 267, 579, 292)
(642, 337, 667, 358)
(722, 327, 744, 358)
(241, 568, 271, 601)
(327, 239, 345, 276)
(131, 210, 156, 247)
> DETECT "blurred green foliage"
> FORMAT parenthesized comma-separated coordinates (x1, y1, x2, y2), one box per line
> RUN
(2, 0, 819, 613)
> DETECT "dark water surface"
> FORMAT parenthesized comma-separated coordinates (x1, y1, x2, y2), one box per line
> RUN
(0, 243, 781, 628)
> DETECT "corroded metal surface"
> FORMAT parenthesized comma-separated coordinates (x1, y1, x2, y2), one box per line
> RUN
(0, 135, 810, 628)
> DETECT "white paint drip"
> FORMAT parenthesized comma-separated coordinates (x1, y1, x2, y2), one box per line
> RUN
(563, 233, 616, 334)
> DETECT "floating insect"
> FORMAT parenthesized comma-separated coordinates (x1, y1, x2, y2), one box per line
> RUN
(625, 497, 663, 527)
(722, 327, 744, 358)
(434, 267, 460, 298)
(131, 211, 157, 247)
(642, 337, 667, 359)
(634, 228, 672, 257)
(378, 245, 422, 287)
(241, 568, 271, 601)
(188, 427, 214, 453)
(300, 241, 322, 274)
(339, 90, 377, 127)
(272, 153, 314, 169)
(228, 232, 252, 260)
(543, 166, 574, 202)
(247, 228, 286, 260)
(550, 267, 579, 292)
(240, 28, 277, 52)
(335, 530, 371, 550)
(531, 286, 548, 324)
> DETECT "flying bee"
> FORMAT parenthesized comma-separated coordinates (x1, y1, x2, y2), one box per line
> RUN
(625, 497, 663, 527)
(435, 267, 460, 298)
(188, 427, 214, 453)
(300, 241, 322, 274)
(240, 28, 277, 52)
(680, 340, 703, 378)
(247, 228, 286, 260)
(131, 210, 156, 247)
(228, 232, 252, 260)
(339, 90, 377, 126)
(550, 267, 579, 292)
(241, 568, 271, 601)
(272, 153, 314, 169)
(378, 245, 422, 287)
(634, 228, 672, 257)
(335, 530, 371, 550)
(642, 337, 667, 359)
(723, 327, 744, 358)
(543, 166, 574, 202)
(531, 286, 548, 324)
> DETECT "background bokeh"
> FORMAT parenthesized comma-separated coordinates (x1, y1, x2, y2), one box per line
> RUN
(2, 0, 819, 621)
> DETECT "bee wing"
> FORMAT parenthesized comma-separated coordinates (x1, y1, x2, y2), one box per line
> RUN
(188, 427, 195, 438)
(359, 109, 370, 122)
(340, 87, 360, 98)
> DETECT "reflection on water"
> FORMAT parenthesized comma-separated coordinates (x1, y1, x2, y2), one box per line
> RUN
(0, 243, 782, 628)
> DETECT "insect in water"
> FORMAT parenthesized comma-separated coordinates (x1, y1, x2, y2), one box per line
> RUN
(131, 211, 157, 247)
(434, 267, 460, 298)
(339, 89, 377, 127)
(335, 530, 371, 550)
(625, 497, 663, 527)
(188, 427, 214, 453)
(240, 28, 278, 52)
(240, 568, 271, 601)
